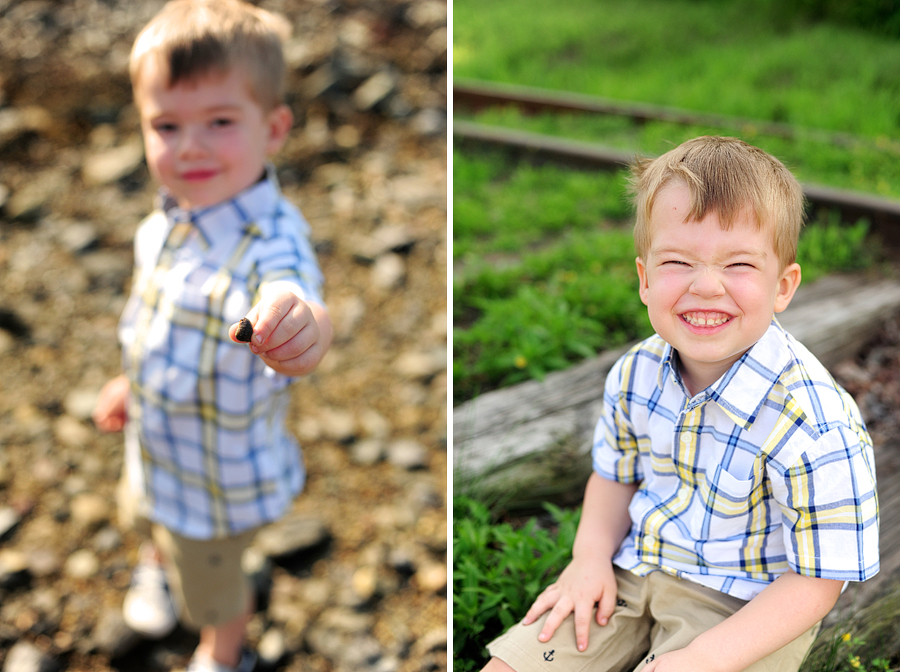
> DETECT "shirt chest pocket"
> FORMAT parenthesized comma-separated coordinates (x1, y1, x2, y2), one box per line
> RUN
(692, 465, 760, 541)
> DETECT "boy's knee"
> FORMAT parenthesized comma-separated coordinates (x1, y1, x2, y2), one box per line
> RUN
(483, 657, 518, 672)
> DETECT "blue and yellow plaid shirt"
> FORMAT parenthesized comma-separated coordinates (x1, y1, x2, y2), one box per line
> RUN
(593, 320, 879, 600)
(119, 170, 324, 540)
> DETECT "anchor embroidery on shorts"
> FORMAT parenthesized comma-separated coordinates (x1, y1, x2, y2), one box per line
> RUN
(645, 653, 656, 664)
(543, 651, 555, 662)
(617, 598, 628, 608)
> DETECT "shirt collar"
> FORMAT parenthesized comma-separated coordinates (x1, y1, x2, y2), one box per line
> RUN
(659, 319, 793, 429)
(158, 163, 281, 244)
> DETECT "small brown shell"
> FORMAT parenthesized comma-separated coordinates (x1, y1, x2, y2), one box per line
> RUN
(235, 317, 254, 342)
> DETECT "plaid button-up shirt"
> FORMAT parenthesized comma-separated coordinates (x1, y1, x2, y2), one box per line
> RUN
(593, 320, 879, 600)
(119, 171, 324, 539)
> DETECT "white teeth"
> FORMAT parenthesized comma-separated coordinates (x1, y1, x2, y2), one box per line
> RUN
(682, 312, 730, 327)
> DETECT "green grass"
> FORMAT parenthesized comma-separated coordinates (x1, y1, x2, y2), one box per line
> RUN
(452, 498, 898, 672)
(454, 0, 900, 139)
(453, 149, 880, 404)
(453, 497, 580, 672)
(452, 0, 894, 403)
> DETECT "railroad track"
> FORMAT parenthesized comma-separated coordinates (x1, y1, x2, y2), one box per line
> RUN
(454, 79, 900, 237)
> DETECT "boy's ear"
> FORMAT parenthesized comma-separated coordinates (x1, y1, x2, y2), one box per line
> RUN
(774, 262, 802, 313)
(635, 257, 650, 306)
(265, 104, 294, 156)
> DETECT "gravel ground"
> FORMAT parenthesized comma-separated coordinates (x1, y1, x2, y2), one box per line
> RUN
(0, 0, 447, 670)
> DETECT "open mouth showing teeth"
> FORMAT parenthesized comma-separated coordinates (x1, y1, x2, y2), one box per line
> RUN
(681, 312, 731, 327)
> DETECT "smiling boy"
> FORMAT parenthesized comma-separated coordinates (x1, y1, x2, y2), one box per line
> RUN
(480, 136, 879, 672)
(92, 2, 332, 671)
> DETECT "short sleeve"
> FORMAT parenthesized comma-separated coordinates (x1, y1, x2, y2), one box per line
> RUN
(252, 209, 324, 306)
(592, 354, 644, 484)
(771, 424, 879, 582)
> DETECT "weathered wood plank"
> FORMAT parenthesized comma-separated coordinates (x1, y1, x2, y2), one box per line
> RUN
(453, 274, 900, 508)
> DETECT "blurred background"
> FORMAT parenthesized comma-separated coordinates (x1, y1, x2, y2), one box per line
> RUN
(0, 1, 447, 671)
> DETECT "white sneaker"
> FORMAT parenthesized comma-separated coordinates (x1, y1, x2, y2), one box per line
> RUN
(122, 543, 178, 638)
(186, 650, 257, 672)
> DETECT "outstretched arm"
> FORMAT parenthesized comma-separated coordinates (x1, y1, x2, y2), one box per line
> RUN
(644, 569, 842, 672)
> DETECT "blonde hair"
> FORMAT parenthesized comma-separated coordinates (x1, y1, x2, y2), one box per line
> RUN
(630, 136, 805, 268)
(130, 0, 291, 111)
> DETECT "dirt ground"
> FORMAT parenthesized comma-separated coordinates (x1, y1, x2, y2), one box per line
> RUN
(0, 0, 447, 670)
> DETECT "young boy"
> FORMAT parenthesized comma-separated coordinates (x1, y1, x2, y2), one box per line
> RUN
(481, 136, 879, 672)
(91, 1, 333, 670)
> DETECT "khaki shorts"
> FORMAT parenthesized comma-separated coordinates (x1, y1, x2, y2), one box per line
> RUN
(117, 476, 255, 629)
(487, 567, 819, 672)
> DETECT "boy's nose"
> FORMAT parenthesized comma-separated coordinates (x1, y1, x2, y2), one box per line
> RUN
(177, 127, 207, 157)
(689, 267, 725, 298)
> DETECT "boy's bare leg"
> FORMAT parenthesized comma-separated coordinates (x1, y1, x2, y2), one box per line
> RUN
(195, 595, 253, 667)
(483, 658, 516, 672)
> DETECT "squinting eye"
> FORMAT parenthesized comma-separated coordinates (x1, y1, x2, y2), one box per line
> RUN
(211, 118, 234, 128)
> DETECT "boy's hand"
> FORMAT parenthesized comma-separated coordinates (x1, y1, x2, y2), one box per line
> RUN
(230, 285, 333, 377)
(92, 374, 130, 433)
(641, 648, 708, 672)
(522, 556, 619, 653)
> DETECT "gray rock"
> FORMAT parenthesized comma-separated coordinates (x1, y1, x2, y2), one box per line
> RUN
(89, 608, 142, 658)
(0, 106, 53, 149)
(257, 627, 287, 667)
(0, 549, 31, 590)
(5, 170, 67, 222)
(414, 627, 448, 655)
(395, 348, 445, 379)
(92, 526, 122, 553)
(64, 549, 100, 579)
(414, 561, 447, 594)
(387, 439, 429, 470)
(63, 388, 100, 422)
(26, 549, 61, 578)
(2, 641, 60, 672)
(82, 138, 144, 186)
(412, 108, 445, 136)
(254, 513, 330, 560)
(351, 438, 385, 466)
(0, 506, 20, 541)
(317, 406, 356, 442)
(371, 253, 406, 289)
(351, 225, 416, 261)
(70, 493, 110, 529)
(56, 222, 100, 254)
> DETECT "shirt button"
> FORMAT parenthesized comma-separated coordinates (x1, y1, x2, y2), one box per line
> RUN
(680, 434, 691, 443)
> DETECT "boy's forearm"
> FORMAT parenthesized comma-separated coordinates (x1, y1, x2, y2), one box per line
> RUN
(683, 570, 843, 672)
(573, 472, 637, 561)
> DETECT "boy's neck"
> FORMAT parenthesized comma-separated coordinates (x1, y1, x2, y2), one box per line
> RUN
(673, 350, 736, 398)
(168, 166, 271, 214)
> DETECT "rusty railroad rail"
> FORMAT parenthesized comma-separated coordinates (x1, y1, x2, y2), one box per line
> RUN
(454, 80, 900, 237)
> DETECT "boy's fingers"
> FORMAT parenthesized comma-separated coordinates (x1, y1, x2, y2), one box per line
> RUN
(572, 602, 592, 652)
(257, 318, 318, 362)
(522, 588, 555, 625)
(596, 588, 617, 627)
(537, 599, 572, 643)
(250, 301, 287, 348)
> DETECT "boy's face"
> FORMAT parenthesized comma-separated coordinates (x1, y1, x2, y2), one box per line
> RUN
(135, 60, 292, 210)
(635, 182, 801, 395)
